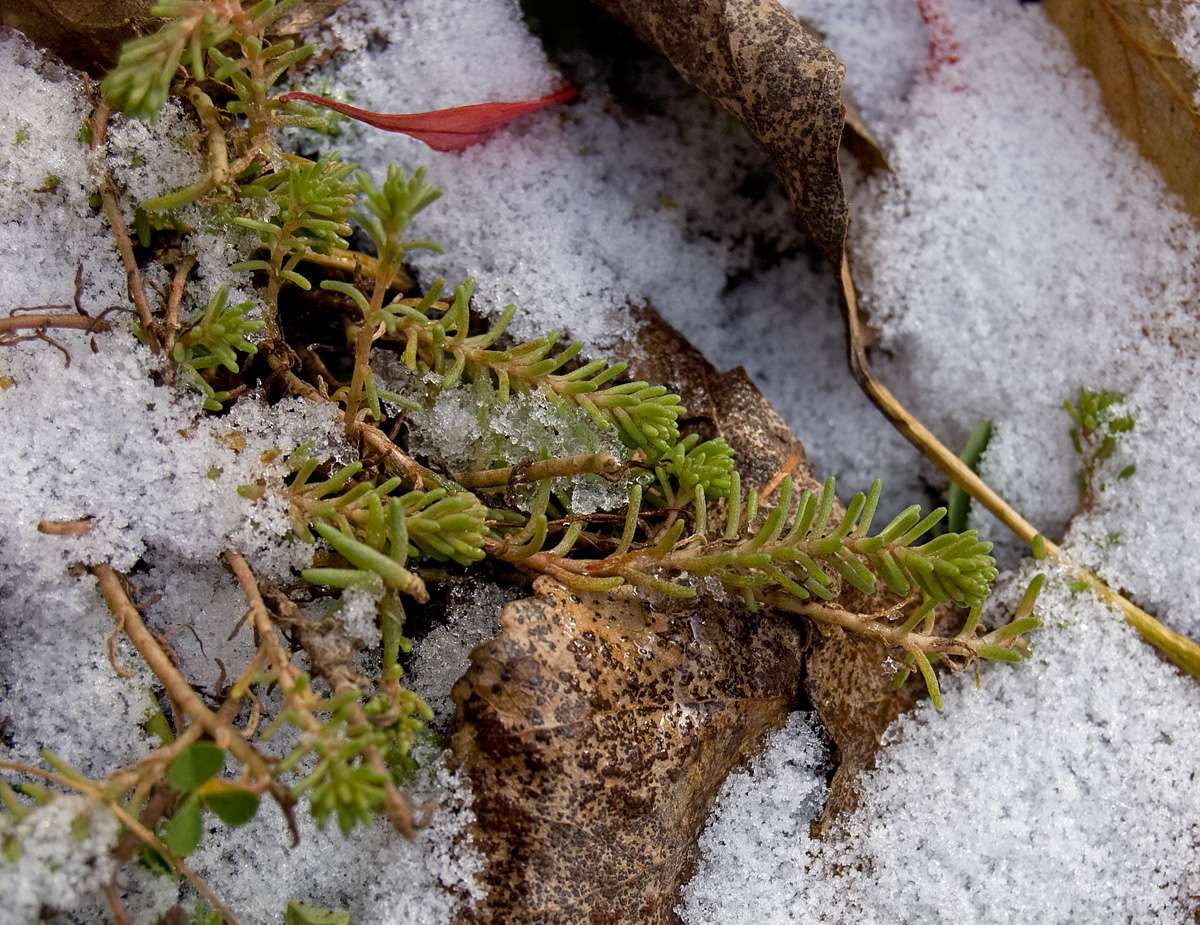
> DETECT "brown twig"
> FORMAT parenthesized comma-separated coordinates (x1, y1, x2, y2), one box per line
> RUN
(454, 452, 620, 489)
(266, 347, 323, 400)
(109, 797, 244, 925)
(0, 314, 113, 336)
(765, 593, 975, 658)
(223, 550, 320, 732)
(101, 880, 135, 925)
(230, 555, 416, 840)
(163, 253, 197, 359)
(91, 565, 276, 783)
(240, 561, 420, 838)
(355, 419, 458, 492)
(837, 250, 1200, 679)
(265, 346, 457, 495)
(89, 96, 162, 353)
(295, 246, 412, 292)
(231, 556, 422, 838)
(37, 518, 94, 536)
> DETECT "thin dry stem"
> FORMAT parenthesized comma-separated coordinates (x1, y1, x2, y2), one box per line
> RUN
(239, 562, 420, 837)
(454, 452, 620, 489)
(765, 593, 977, 659)
(109, 796, 244, 925)
(0, 314, 113, 336)
(163, 253, 197, 359)
(344, 301, 387, 430)
(92, 565, 276, 783)
(298, 246, 411, 291)
(355, 419, 457, 491)
(91, 98, 161, 353)
(838, 250, 1200, 680)
(101, 880, 134, 925)
(224, 550, 321, 733)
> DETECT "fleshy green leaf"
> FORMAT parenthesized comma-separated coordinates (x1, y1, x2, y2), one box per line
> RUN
(163, 796, 204, 858)
(203, 787, 260, 827)
(168, 741, 225, 792)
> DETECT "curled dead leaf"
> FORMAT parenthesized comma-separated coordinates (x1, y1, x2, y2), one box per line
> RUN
(267, 0, 350, 34)
(1, 0, 155, 73)
(449, 576, 803, 924)
(803, 590, 924, 833)
(448, 307, 923, 923)
(625, 307, 925, 831)
(587, 0, 849, 265)
(1045, 0, 1200, 220)
(2, 0, 348, 76)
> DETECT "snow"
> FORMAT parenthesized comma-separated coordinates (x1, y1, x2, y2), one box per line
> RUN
(178, 767, 485, 925)
(681, 568, 1200, 924)
(402, 579, 525, 731)
(681, 1, 1200, 921)
(400, 380, 630, 514)
(0, 795, 123, 923)
(3, 0, 1200, 922)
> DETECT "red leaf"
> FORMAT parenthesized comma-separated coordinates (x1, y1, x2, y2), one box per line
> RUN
(277, 87, 577, 152)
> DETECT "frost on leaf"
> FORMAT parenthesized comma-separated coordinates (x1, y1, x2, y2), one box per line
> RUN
(1045, 0, 1200, 221)
(588, 0, 849, 265)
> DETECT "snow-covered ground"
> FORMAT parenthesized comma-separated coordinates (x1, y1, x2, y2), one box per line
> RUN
(1, 0, 1199, 921)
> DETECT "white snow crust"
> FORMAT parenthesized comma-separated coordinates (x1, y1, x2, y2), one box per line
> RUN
(3, 0, 1200, 921)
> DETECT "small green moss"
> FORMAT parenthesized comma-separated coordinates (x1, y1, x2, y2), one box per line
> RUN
(70, 810, 90, 843)
(13, 130, 27, 144)
(286, 902, 350, 925)
(144, 702, 174, 746)
(187, 905, 223, 925)
(1118, 464, 1136, 480)
(38, 175, 60, 191)
(1067, 579, 1091, 595)
(3, 835, 22, 863)
(135, 209, 151, 248)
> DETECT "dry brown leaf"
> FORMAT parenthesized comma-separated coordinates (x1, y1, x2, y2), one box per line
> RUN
(268, 0, 351, 34)
(1, 0, 155, 73)
(618, 304, 822, 495)
(1, 0, 349, 76)
(627, 304, 921, 821)
(448, 308, 920, 922)
(626, 308, 929, 830)
(803, 591, 924, 833)
(587, 0, 849, 266)
(1045, 0, 1200, 220)
(449, 576, 804, 925)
